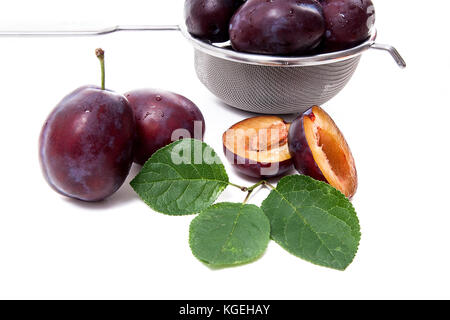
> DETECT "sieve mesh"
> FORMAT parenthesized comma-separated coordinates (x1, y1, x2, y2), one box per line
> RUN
(194, 49, 361, 114)
(0, 25, 404, 115)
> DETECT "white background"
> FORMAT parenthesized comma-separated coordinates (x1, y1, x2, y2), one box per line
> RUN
(0, 0, 449, 300)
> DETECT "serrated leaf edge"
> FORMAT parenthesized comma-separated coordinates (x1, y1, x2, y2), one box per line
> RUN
(189, 202, 270, 267)
(262, 175, 361, 271)
(130, 138, 230, 216)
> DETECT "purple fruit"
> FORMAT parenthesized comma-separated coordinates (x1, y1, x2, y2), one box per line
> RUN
(321, 0, 375, 51)
(185, 0, 244, 42)
(223, 116, 293, 178)
(229, 0, 325, 55)
(125, 89, 205, 165)
(288, 106, 357, 198)
(39, 49, 136, 202)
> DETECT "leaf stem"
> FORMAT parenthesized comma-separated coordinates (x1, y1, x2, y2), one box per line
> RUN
(243, 190, 253, 204)
(231, 179, 276, 196)
(264, 181, 276, 190)
(242, 180, 276, 204)
(95, 48, 105, 90)
(247, 180, 267, 192)
(229, 182, 248, 192)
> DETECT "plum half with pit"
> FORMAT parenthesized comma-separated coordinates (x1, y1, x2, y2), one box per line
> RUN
(185, 0, 244, 42)
(288, 106, 357, 198)
(39, 49, 136, 202)
(321, 0, 375, 51)
(229, 0, 325, 55)
(125, 89, 205, 165)
(223, 116, 293, 178)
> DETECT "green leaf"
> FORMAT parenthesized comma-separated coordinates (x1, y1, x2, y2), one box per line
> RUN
(261, 175, 360, 270)
(189, 203, 270, 266)
(130, 139, 229, 216)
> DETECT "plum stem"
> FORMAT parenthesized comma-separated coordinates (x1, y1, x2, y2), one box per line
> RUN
(95, 48, 105, 90)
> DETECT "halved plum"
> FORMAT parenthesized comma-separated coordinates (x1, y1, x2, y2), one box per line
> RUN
(223, 116, 293, 178)
(288, 106, 357, 198)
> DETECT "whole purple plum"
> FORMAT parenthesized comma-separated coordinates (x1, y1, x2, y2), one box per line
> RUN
(321, 0, 375, 51)
(125, 89, 205, 165)
(229, 0, 325, 55)
(39, 86, 136, 202)
(185, 0, 245, 42)
(39, 49, 136, 202)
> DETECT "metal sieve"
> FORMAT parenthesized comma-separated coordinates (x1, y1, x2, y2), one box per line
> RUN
(0, 24, 406, 114)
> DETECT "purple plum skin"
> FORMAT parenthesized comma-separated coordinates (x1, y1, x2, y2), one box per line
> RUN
(39, 86, 136, 202)
(229, 0, 326, 55)
(224, 146, 293, 179)
(185, 0, 245, 42)
(125, 89, 205, 165)
(288, 109, 327, 183)
(321, 0, 375, 51)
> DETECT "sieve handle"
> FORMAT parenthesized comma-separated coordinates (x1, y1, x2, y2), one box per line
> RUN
(370, 43, 406, 68)
(0, 26, 407, 69)
(0, 25, 181, 37)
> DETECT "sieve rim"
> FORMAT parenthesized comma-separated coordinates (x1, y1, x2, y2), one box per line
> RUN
(179, 23, 377, 67)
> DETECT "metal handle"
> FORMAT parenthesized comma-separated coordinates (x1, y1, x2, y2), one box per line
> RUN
(0, 25, 180, 37)
(370, 43, 406, 68)
(0, 25, 407, 69)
